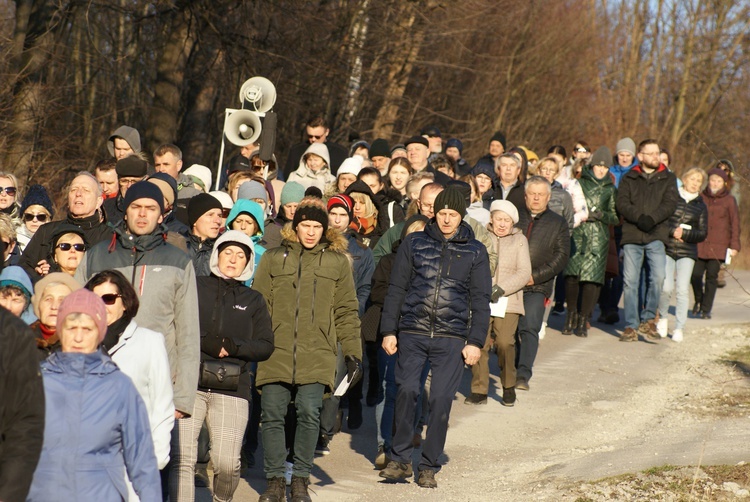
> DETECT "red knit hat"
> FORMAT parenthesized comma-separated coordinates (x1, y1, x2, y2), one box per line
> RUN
(327, 194, 354, 219)
(56, 288, 108, 343)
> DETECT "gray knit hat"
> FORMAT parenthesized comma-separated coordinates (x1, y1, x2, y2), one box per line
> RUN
(589, 146, 612, 168)
(615, 137, 636, 156)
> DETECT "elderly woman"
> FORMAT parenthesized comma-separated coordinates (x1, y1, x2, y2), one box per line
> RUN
(691, 167, 741, 319)
(170, 230, 274, 502)
(656, 168, 708, 342)
(466, 200, 531, 407)
(16, 184, 54, 253)
(0, 265, 36, 323)
(38, 224, 87, 277)
(85, 270, 175, 476)
(29, 272, 81, 359)
(27, 288, 161, 501)
(562, 148, 619, 337)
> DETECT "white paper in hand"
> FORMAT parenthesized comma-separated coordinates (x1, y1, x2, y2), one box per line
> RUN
(490, 296, 508, 318)
(726, 248, 732, 265)
(334, 375, 353, 397)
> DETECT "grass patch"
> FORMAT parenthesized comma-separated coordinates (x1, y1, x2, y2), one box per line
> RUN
(566, 464, 750, 501)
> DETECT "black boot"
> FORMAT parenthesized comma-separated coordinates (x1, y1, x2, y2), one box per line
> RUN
(575, 314, 588, 337)
(562, 311, 578, 336)
(259, 477, 287, 502)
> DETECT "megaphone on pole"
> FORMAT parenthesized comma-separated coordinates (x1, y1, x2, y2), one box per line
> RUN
(239, 77, 277, 113)
(224, 109, 262, 146)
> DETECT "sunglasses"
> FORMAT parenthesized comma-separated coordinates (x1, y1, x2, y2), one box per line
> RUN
(57, 242, 86, 252)
(0, 187, 17, 196)
(100, 293, 122, 305)
(24, 213, 48, 222)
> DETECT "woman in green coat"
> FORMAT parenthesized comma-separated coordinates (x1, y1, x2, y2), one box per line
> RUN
(563, 147, 618, 337)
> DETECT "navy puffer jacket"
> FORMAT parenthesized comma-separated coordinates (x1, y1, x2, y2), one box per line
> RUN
(380, 220, 491, 348)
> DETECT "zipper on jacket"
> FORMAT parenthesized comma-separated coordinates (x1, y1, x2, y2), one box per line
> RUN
(292, 249, 303, 384)
(429, 242, 447, 337)
(311, 278, 317, 323)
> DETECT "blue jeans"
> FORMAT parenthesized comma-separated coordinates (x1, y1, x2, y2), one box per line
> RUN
(622, 241, 666, 329)
(260, 383, 325, 479)
(375, 347, 397, 451)
(516, 291, 546, 382)
(659, 256, 695, 330)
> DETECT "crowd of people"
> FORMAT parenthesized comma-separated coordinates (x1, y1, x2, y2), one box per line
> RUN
(0, 116, 742, 502)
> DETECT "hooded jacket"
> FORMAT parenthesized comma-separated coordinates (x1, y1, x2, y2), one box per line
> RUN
(107, 125, 142, 156)
(28, 350, 160, 502)
(74, 221, 200, 417)
(616, 164, 679, 246)
(565, 168, 619, 284)
(286, 143, 336, 192)
(0, 308, 44, 502)
(0, 265, 36, 324)
(226, 199, 267, 274)
(197, 231, 275, 401)
(697, 187, 741, 260)
(345, 179, 391, 249)
(380, 220, 492, 348)
(252, 225, 361, 391)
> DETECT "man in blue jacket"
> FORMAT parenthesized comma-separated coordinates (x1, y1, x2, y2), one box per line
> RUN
(379, 187, 491, 489)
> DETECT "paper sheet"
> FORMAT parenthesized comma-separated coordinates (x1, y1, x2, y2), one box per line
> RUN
(490, 296, 508, 318)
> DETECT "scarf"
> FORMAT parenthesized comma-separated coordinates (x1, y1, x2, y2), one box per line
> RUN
(102, 315, 133, 352)
(679, 187, 699, 203)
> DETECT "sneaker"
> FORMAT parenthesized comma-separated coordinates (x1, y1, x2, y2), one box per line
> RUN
(501, 387, 516, 407)
(538, 321, 547, 340)
(314, 434, 330, 456)
(259, 476, 287, 502)
(417, 469, 438, 488)
(638, 320, 660, 340)
(290, 475, 312, 502)
(379, 461, 413, 481)
(463, 393, 487, 405)
(284, 461, 293, 486)
(620, 327, 638, 342)
(515, 379, 530, 391)
(375, 445, 389, 470)
(656, 318, 668, 338)
(671, 329, 684, 342)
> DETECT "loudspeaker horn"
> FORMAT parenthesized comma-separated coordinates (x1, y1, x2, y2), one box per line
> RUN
(239, 77, 277, 113)
(224, 110, 262, 146)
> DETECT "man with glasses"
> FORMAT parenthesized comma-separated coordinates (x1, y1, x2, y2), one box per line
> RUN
(103, 156, 149, 224)
(282, 115, 347, 180)
(616, 139, 679, 342)
(20, 172, 110, 282)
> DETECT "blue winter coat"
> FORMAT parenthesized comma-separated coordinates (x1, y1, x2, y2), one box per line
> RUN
(344, 231, 375, 317)
(28, 350, 161, 502)
(380, 220, 491, 348)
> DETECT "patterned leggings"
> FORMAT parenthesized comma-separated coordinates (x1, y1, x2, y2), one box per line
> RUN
(169, 391, 249, 502)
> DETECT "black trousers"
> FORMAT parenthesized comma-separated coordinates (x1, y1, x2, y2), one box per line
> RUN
(691, 258, 721, 313)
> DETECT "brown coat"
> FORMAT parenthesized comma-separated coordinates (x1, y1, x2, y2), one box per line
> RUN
(489, 227, 532, 316)
(697, 188, 741, 260)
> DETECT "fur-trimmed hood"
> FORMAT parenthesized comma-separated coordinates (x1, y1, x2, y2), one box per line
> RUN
(279, 222, 351, 263)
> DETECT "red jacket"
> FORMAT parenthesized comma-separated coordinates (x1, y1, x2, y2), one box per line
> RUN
(697, 187, 741, 260)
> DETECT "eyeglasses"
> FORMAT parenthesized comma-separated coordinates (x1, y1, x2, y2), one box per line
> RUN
(56, 243, 86, 252)
(24, 213, 48, 222)
(575, 147, 589, 153)
(0, 187, 17, 196)
(100, 293, 122, 305)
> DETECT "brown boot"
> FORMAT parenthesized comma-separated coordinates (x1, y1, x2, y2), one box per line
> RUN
(258, 477, 286, 502)
(290, 475, 312, 502)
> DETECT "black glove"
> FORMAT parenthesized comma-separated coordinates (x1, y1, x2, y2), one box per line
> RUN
(222, 337, 239, 356)
(637, 215, 656, 232)
(201, 336, 224, 358)
(588, 210, 603, 222)
(345, 355, 363, 386)
(491, 284, 505, 303)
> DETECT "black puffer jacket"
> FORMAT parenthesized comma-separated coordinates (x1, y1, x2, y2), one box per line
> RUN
(616, 164, 679, 246)
(380, 220, 491, 348)
(517, 208, 570, 298)
(665, 191, 708, 260)
(197, 275, 275, 402)
(186, 234, 216, 277)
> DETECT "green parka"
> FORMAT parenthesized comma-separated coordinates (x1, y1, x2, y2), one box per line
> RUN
(253, 224, 362, 391)
(564, 168, 618, 284)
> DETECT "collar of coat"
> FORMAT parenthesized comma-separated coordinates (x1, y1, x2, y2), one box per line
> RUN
(110, 220, 168, 252)
(280, 223, 351, 259)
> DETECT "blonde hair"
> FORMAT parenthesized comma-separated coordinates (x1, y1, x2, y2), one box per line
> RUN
(227, 171, 257, 198)
(405, 218, 427, 235)
(349, 192, 377, 219)
(459, 175, 481, 203)
(681, 167, 706, 186)
(0, 172, 21, 200)
(533, 157, 559, 178)
(0, 214, 17, 242)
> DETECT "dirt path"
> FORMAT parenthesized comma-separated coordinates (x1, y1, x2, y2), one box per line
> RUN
(217, 269, 750, 501)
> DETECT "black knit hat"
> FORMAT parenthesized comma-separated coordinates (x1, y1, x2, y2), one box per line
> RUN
(589, 146, 612, 168)
(490, 131, 507, 150)
(446, 180, 472, 207)
(292, 198, 329, 233)
(116, 156, 148, 178)
(188, 193, 223, 228)
(404, 136, 429, 148)
(124, 181, 164, 214)
(433, 187, 466, 217)
(21, 184, 54, 217)
(369, 139, 391, 158)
